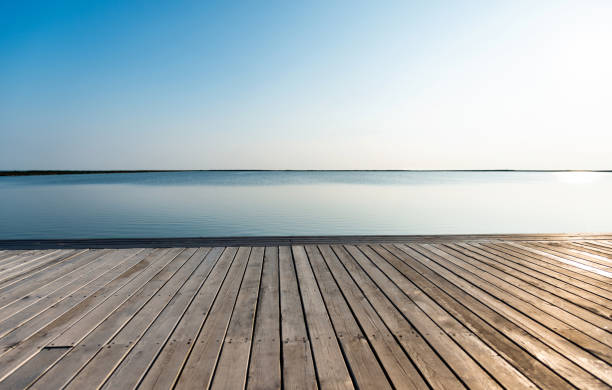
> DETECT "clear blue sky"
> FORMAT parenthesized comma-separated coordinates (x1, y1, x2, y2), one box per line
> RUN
(1, 0, 611, 170)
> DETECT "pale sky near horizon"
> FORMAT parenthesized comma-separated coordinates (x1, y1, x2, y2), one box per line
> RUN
(1, 1, 611, 170)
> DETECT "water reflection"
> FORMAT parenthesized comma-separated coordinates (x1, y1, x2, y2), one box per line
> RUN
(553, 171, 605, 184)
(0, 171, 611, 239)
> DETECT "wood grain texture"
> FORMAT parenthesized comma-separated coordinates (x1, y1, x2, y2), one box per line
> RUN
(0, 234, 609, 389)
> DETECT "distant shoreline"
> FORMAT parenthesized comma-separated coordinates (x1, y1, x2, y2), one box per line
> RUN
(1, 169, 610, 177)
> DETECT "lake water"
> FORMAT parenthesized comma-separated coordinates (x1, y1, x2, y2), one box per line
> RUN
(1, 171, 611, 239)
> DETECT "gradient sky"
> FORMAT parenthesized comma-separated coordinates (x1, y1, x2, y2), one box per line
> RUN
(1, 0, 611, 170)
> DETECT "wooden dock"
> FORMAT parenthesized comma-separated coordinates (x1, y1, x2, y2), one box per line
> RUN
(0, 235, 610, 389)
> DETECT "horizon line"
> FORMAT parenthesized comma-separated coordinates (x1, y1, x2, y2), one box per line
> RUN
(1, 169, 612, 177)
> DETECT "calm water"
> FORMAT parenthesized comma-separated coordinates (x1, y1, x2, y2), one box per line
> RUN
(1, 171, 611, 239)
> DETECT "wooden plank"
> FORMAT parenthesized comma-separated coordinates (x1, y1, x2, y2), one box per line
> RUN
(374, 243, 572, 390)
(0, 347, 71, 389)
(318, 245, 428, 390)
(29, 248, 193, 390)
(575, 241, 612, 253)
(432, 244, 612, 343)
(137, 247, 238, 390)
(399, 243, 612, 388)
(0, 250, 145, 387)
(99, 247, 223, 389)
(305, 245, 392, 389)
(549, 243, 612, 264)
(278, 245, 318, 390)
(593, 240, 612, 247)
(452, 243, 612, 328)
(174, 246, 252, 389)
(0, 250, 29, 263)
(334, 245, 463, 389)
(0, 248, 162, 382)
(0, 249, 140, 338)
(493, 242, 607, 281)
(0, 250, 81, 288)
(0, 250, 71, 279)
(0, 250, 55, 273)
(599, 241, 612, 251)
(247, 246, 281, 390)
(292, 245, 354, 390)
(486, 243, 612, 300)
(0, 250, 40, 268)
(476, 243, 612, 312)
(0, 236, 609, 389)
(581, 241, 612, 255)
(530, 242, 612, 269)
(46, 248, 183, 348)
(0, 250, 107, 309)
(523, 242, 612, 277)
(417, 243, 612, 369)
(358, 244, 528, 389)
(0, 250, 168, 357)
(506, 243, 612, 282)
(345, 244, 502, 390)
(64, 248, 210, 389)
(0, 250, 106, 315)
(210, 246, 265, 390)
(391, 243, 611, 390)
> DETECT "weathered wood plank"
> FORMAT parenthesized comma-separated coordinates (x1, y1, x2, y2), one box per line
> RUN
(0, 250, 42, 268)
(0, 235, 609, 389)
(392, 243, 610, 389)
(305, 245, 392, 389)
(210, 246, 265, 390)
(0, 250, 135, 337)
(376, 244, 572, 390)
(0, 250, 69, 278)
(63, 248, 207, 389)
(417, 243, 612, 371)
(352, 245, 503, 390)
(278, 245, 318, 390)
(0, 248, 161, 382)
(505, 243, 612, 283)
(293, 245, 354, 390)
(0, 250, 81, 288)
(0, 347, 71, 389)
(0, 250, 57, 272)
(318, 245, 428, 390)
(174, 246, 251, 389)
(0, 250, 30, 263)
(529, 242, 612, 269)
(581, 241, 612, 255)
(547, 242, 612, 265)
(99, 247, 223, 390)
(456, 243, 612, 322)
(477, 243, 612, 312)
(338, 245, 465, 389)
(137, 247, 238, 389)
(0, 250, 104, 308)
(428, 244, 612, 353)
(28, 248, 191, 389)
(247, 246, 281, 390)
(398, 243, 611, 389)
